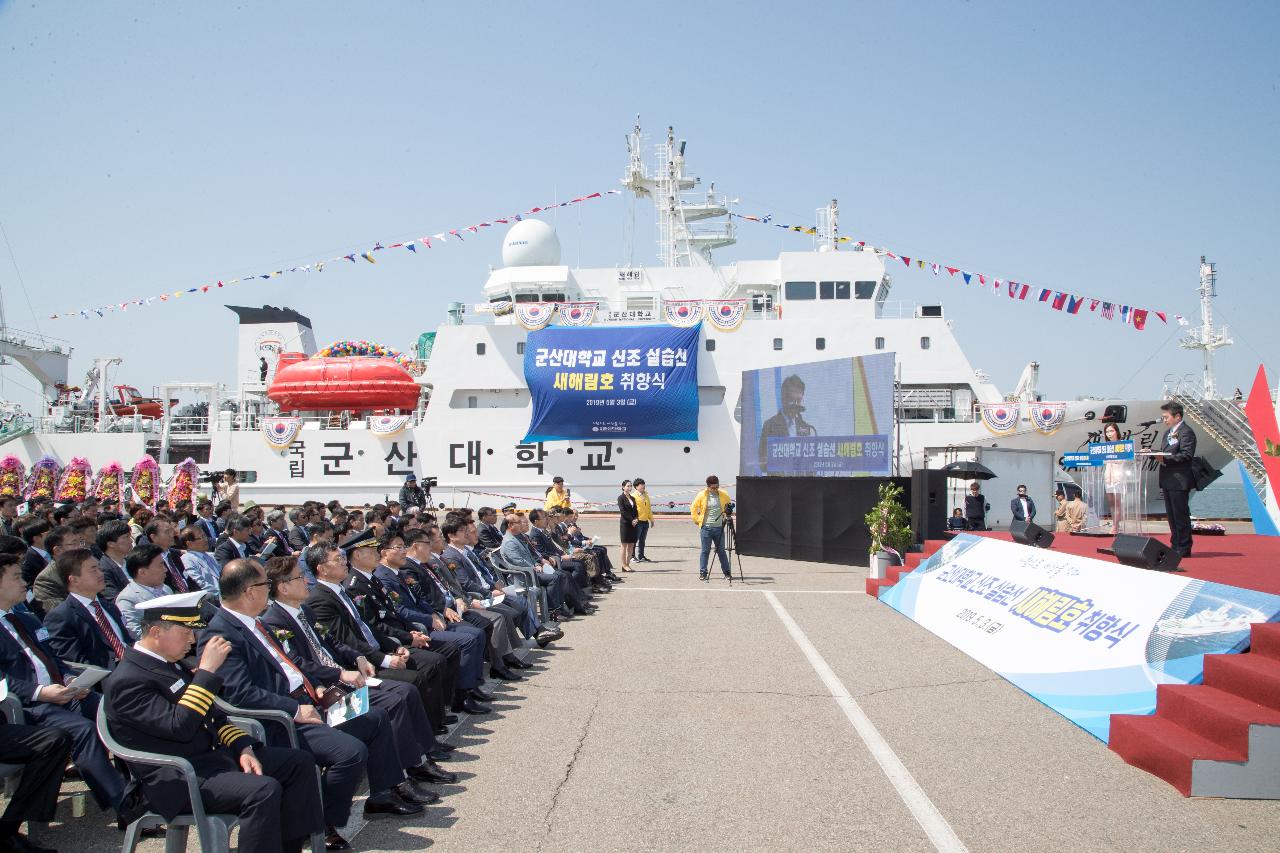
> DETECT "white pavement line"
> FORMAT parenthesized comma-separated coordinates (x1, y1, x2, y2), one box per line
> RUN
(615, 586, 862, 594)
(763, 590, 969, 853)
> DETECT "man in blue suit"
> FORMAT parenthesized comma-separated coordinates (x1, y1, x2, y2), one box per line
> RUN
(43, 547, 131, 670)
(1009, 485, 1037, 524)
(0, 553, 128, 822)
(199, 559, 421, 851)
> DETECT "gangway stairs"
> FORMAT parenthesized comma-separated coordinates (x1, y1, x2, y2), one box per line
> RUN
(1164, 374, 1267, 497)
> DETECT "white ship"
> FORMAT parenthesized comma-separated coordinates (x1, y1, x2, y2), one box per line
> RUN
(0, 123, 1261, 514)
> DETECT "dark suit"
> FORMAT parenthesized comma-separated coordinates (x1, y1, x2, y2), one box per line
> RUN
(373, 564, 485, 690)
(0, 608, 125, 811)
(103, 647, 323, 852)
(99, 555, 131, 601)
(758, 409, 815, 472)
(43, 593, 130, 669)
(213, 538, 249, 569)
(1159, 420, 1198, 555)
(305, 581, 451, 729)
(1009, 496, 1037, 523)
(476, 521, 503, 551)
(197, 608, 385, 827)
(446, 545, 535, 638)
(20, 548, 48, 588)
(287, 524, 311, 554)
(424, 553, 515, 660)
(261, 601, 436, 771)
(265, 526, 294, 556)
(0, 719, 72, 828)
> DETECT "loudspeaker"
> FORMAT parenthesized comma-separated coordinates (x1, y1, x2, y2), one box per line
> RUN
(1110, 534, 1182, 572)
(1010, 520, 1055, 549)
(911, 469, 949, 545)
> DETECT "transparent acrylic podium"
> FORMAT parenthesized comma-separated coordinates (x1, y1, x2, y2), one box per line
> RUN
(1077, 441, 1147, 535)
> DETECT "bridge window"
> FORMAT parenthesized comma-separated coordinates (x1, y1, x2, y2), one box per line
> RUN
(855, 281, 877, 299)
(819, 281, 851, 300)
(784, 281, 816, 300)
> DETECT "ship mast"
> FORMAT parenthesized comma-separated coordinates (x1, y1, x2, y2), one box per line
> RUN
(1179, 256, 1231, 399)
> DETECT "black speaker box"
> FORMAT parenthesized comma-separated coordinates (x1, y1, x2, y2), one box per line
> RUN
(910, 469, 949, 545)
(1010, 519, 1055, 549)
(1110, 534, 1182, 572)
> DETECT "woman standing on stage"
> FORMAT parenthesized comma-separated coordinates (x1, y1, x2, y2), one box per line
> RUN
(1101, 422, 1131, 531)
(617, 479, 639, 571)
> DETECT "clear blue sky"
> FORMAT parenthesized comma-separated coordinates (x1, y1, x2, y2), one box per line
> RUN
(1, 1, 1276, 411)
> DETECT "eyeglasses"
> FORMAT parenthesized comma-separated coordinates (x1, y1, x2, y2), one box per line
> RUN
(283, 574, 304, 584)
(248, 580, 270, 590)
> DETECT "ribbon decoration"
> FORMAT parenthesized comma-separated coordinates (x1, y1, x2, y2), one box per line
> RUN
(515, 303, 555, 330)
(51, 190, 620, 321)
(1029, 402, 1069, 435)
(262, 416, 304, 450)
(705, 299, 748, 332)
(556, 302, 599, 327)
(979, 403, 1021, 435)
(662, 300, 704, 327)
(730, 212, 1167, 331)
(368, 415, 411, 437)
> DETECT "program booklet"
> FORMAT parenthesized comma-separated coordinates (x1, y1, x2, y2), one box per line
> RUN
(65, 665, 111, 691)
(327, 685, 370, 728)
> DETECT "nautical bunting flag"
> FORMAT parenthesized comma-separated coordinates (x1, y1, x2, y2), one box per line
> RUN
(556, 302, 599, 327)
(979, 403, 1021, 435)
(662, 300, 704, 327)
(262, 417, 303, 450)
(705, 299, 748, 332)
(368, 415, 411, 437)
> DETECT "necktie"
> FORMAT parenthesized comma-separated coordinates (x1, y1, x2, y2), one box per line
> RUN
(294, 612, 339, 669)
(163, 553, 189, 593)
(90, 600, 126, 660)
(338, 588, 379, 646)
(4, 613, 61, 682)
(255, 619, 320, 702)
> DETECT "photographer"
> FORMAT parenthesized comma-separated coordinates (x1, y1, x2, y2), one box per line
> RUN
(690, 475, 733, 582)
(398, 475, 426, 512)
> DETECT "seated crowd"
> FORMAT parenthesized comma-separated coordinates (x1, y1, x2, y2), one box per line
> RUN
(0, 488, 623, 853)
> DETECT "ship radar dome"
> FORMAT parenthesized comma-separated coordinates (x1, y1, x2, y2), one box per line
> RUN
(501, 218, 561, 267)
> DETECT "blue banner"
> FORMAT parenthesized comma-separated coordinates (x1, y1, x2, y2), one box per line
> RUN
(522, 324, 700, 442)
(1088, 440, 1135, 462)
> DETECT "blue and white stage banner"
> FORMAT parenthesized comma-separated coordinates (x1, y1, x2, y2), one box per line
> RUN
(522, 324, 700, 442)
(879, 535, 1280, 742)
(764, 435, 890, 475)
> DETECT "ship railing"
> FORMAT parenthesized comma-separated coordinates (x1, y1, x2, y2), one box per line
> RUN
(1163, 373, 1267, 491)
(0, 326, 72, 355)
(216, 412, 426, 432)
(32, 413, 159, 435)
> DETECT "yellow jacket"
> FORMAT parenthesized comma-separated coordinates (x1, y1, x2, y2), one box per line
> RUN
(690, 488, 732, 527)
(635, 491, 653, 522)
(544, 488, 571, 512)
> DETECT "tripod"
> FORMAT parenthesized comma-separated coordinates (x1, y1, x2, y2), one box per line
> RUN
(721, 514, 746, 584)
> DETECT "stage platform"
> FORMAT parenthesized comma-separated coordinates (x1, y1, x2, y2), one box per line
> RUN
(970, 530, 1280, 597)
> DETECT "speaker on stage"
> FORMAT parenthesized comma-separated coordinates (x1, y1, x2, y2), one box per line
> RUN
(910, 469, 948, 545)
(1009, 520, 1054, 549)
(1110, 535, 1182, 572)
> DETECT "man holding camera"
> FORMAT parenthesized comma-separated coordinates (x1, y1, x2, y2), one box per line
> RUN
(690, 475, 733, 582)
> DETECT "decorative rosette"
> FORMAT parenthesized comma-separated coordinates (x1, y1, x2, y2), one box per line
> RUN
(979, 403, 1021, 435)
(0, 455, 26, 499)
(55, 457, 93, 503)
(24, 456, 60, 501)
(92, 461, 125, 504)
(168, 458, 201, 505)
(1030, 402, 1068, 435)
(131, 456, 161, 509)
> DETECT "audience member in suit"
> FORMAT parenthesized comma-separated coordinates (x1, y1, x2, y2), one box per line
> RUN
(0, 711, 71, 853)
(115, 545, 175, 641)
(304, 541, 454, 732)
(104, 591, 324, 853)
(43, 548, 130, 670)
(1157, 400, 1198, 557)
(200, 560, 421, 848)
(213, 515, 258, 569)
(178, 525, 223, 600)
(17, 519, 51, 587)
(31, 526, 82, 616)
(260, 556, 458, 778)
(371, 535, 491, 712)
(475, 508, 504, 551)
(530, 510, 607, 594)
(0, 555, 128, 822)
(287, 508, 313, 553)
(0, 495, 20, 538)
(263, 510, 295, 557)
(497, 515, 571, 619)
(142, 519, 198, 596)
(1009, 485, 1037, 523)
(193, 500, 220, 545)
(96, 521, 133, 601)
(443, 519, 545, 646)
(521, 514, 594, 615)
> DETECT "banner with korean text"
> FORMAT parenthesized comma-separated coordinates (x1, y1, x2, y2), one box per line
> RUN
(522, 324, 700, 442)
(879, 535, 1280, 742)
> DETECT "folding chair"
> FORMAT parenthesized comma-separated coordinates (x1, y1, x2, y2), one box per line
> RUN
(487, 547, 550, 623)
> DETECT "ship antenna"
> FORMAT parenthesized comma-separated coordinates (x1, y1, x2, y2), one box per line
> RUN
(1179, 256, 1231, 399)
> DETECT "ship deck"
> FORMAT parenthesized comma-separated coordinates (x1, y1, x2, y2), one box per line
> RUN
(35, 523, 1280, 852)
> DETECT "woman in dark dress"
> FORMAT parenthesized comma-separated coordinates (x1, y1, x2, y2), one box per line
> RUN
(617, 479, 639, 571)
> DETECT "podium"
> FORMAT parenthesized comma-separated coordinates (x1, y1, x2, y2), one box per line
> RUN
(1075, 440, 1147, 535)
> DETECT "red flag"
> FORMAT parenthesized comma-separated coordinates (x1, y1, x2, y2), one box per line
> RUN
(1051, 292, 1068, 310)
(1132, 308, 1148, 330)
(945, 266, 958, 276)
(978, 274, 986, 285)
(902, 256, 911, 266)
(1089, 299, 1099, 312)
(1155, 311, 1167, 324)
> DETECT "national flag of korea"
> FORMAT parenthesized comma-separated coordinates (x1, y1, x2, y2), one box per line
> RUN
(1132, 308, 1148, 330)
(1051, 292, 1068, 310)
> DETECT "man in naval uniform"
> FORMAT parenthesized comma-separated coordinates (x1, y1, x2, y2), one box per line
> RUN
(102, 591, 323, 853)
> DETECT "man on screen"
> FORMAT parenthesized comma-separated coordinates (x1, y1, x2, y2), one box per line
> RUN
(758, 374, 816, 473)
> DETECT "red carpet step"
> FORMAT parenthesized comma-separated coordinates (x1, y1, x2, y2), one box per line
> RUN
(1109, 622, 1280, 797)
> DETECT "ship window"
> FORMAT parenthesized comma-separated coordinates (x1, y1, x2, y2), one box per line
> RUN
(784, 281, 816, 300)
(819, 281, 834, 299)
(705, 339, 716, 352)
(920, 337, 931, 350)
(875, 337, 885, 350)
(467, 396, 478, 409)
(816, 338, 826, 350)
(514, 293, 540, 303)
(476, 343, 486, 355)
(901, 408, 937, 422)
(773, 338, 783, 351)
(541, 293, 566, 303)
(516, 342, 525, 355)
(835, 281, 850, 299)
(855, 281, 877, 299)
(626, 296, 655, 311)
